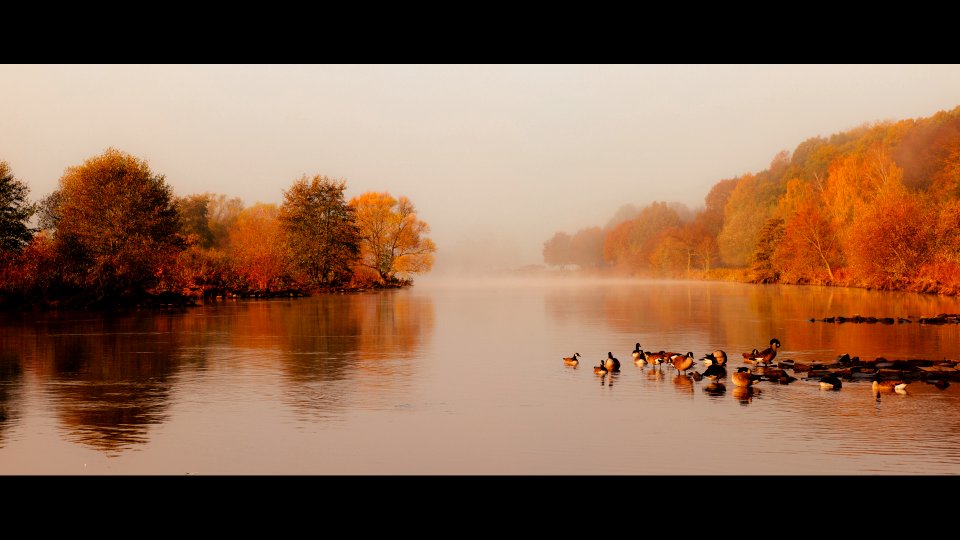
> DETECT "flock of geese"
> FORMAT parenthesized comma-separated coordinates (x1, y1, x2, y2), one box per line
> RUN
(563, 338, 909, 396)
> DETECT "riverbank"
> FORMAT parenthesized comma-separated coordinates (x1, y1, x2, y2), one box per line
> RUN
(0, 280, 414, 311)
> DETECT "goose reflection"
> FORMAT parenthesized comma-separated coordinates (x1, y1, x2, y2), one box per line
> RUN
(733, 386, 759, 405)
(673, 373, 694, 395)
(703, 382, 726, 397)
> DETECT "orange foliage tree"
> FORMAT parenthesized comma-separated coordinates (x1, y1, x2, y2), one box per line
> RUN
(846, 182, 933, 288)
(228, 203, 290, 293)
(773, 178, 841, 283)
(602, 201, 680, 272)
(349, 192, 436, 284)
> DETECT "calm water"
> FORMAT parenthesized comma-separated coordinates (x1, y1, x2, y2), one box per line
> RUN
(1, 277, 960, 475)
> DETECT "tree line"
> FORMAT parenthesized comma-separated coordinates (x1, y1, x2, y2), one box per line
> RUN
(0, 149, 436, 308)
(543, 105, 960, 295)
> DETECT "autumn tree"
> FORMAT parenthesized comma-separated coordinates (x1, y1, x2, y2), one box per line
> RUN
(50, 148, 184, 300)
(569, 227, 605, 270)
(718, 159, 788, 267)
(700, 178, 738, 237)
(653, 220, 718, 275)
(349, 191, 436, 283)
(602, 201, 680, 272)
(750, 217, 784, 283)
(773, 178, 841, 283)
(176, 194, 215, 248)
(279, 175, 360, 287)
(228, 203, 289, 293)
(207, 194, 244, 249)
(0, 161, 34, 252)
(846, 182, 932, 288)
(543, 232, 572, 267)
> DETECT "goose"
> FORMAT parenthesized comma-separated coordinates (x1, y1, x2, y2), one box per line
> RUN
(632, 343, 643, 362)
(731, 367, 761, 387)
(703, 363, 727, 381)
(744, 339, 781, 365)
(670, 352, 695, 374)
(702, 349, 728, 367)
(644, 350, 668, 370)
(819, 373, 842, 390)
(872, 375, 908, 394)
(604, 352, 621, 373)
(562, 352, 581, 366)
(594, 361, 608, 375)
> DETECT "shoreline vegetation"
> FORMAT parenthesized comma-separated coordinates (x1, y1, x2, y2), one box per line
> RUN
(540, 105, 960, 297)
(0, 151, 435, 311)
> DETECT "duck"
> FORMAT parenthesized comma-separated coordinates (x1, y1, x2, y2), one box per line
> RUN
(819, 373, 842, 390)
(702, 350, 728, 367)
(604, 352, 621, 373)
(744, 338, 781, 365)
(703, 363, 727, 381)
(731, 367, 761, 387)
(670, 352, 695, 374)
(872, 375, 908, 394)
(594, 361, 608, 375)
(563, 352, 581, 366)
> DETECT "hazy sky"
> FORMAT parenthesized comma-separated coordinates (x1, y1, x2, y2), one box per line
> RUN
(3, 64, 960, 273)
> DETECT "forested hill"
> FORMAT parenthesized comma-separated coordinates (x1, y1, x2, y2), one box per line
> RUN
(542, 106, 960, 295)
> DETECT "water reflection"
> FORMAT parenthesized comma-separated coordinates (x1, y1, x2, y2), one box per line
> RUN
(274, 292, 434, 418)
(0, 351, 23, 447)
(41, 315, 179, 456)
(0, 291, 435, 456)
(672, 374, 694, 396)
(1, 280, 959, 474)
(703, 382, 726, 397)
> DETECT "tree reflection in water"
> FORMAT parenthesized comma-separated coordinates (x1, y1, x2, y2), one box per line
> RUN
(0, 350, 24, 447)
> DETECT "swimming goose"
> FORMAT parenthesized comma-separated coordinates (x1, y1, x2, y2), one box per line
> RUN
(632, 343, 643, 362)
(872, 375, 908, 394)
(594, 361, 608, 375)
(563, 352, 581, 366)
(605, 352, 621, 373)
(819, 373, 842, 390)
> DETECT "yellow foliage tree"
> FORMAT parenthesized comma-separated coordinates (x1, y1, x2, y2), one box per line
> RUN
(349, 192, 436, 283)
